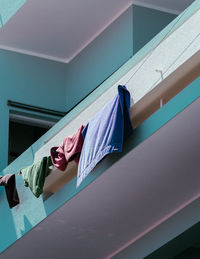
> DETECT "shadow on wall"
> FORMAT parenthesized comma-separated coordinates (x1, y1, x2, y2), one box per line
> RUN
(20, 215, 32, 236)
(0, 146, 46, 254)
(0, 188, 17, 252)
(0, 15, 3, 27)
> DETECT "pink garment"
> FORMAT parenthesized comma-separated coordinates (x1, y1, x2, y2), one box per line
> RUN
(50, 125, 85, 171)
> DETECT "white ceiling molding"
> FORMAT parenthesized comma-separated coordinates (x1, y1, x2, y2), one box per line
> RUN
(0, 44, 68, 63)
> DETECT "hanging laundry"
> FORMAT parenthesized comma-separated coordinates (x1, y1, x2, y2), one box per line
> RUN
(20, 156, 52, 198)
(77, 85, 133, 187)
(0, 174, 20, 208)
(50, 125, 85, 171)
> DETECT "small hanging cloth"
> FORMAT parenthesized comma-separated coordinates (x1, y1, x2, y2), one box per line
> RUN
(20, 156, 52, 198)
(77, 85, 133, 187)
(0, 174, 20, 208)
(50, 125, 85, 171)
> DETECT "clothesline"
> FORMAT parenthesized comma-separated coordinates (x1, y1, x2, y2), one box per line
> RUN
(42, 7, 191, 149)
(1, 85, 133, 209)
(1, 7, 199, 208)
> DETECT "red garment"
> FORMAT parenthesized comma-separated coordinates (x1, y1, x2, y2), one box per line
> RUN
(50, 125, 85, 171)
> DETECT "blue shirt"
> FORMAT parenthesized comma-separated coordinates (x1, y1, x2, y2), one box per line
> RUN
(77, 85, 133, 187)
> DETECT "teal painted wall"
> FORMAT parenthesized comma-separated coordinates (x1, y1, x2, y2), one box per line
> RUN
(132, 5, 177, 54)
(0, 51, 67, 170)
(145, 220, 200, 259)
(0, 0, 26, 28)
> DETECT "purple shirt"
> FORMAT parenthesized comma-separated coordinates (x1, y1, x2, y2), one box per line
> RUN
(77, 85, 133, 187)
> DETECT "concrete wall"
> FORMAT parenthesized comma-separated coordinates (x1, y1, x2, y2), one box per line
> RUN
(132, 5, 176, 53)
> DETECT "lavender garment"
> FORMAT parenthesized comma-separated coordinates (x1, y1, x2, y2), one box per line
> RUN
(77, 85, 133, 187)
(0, 174, 20, 208)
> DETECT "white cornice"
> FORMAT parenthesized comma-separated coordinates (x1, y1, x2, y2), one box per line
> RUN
(0, 44, 68, 63)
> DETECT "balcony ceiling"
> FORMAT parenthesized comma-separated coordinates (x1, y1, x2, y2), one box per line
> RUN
(1, 95, 200, 258)
(0, 0, 194, 63)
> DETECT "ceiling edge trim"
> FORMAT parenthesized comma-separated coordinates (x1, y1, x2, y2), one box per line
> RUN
(0, 45, 69, 63)
(133, 0, 181, 15)
(0, 1, 133, 64)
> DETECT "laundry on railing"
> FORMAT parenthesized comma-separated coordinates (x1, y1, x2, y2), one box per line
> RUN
(50, 125, 85, 171)
(20, 156, 52, 198)
(0, 174, 20, 208)
(77, 85, 133, 187)
(4, 86, 133, 203)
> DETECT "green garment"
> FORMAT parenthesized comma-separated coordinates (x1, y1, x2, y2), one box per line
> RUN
(20, 156, 52, 198)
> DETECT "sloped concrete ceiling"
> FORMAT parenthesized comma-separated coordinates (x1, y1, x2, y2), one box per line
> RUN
(1, 96, 200, 259)
(0, 0, 194, 63)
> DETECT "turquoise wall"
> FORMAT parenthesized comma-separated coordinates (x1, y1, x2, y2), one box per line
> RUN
(0, 51, 67, 171)
(132, 5, 176, 54)
(0, 0, 26, 28)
